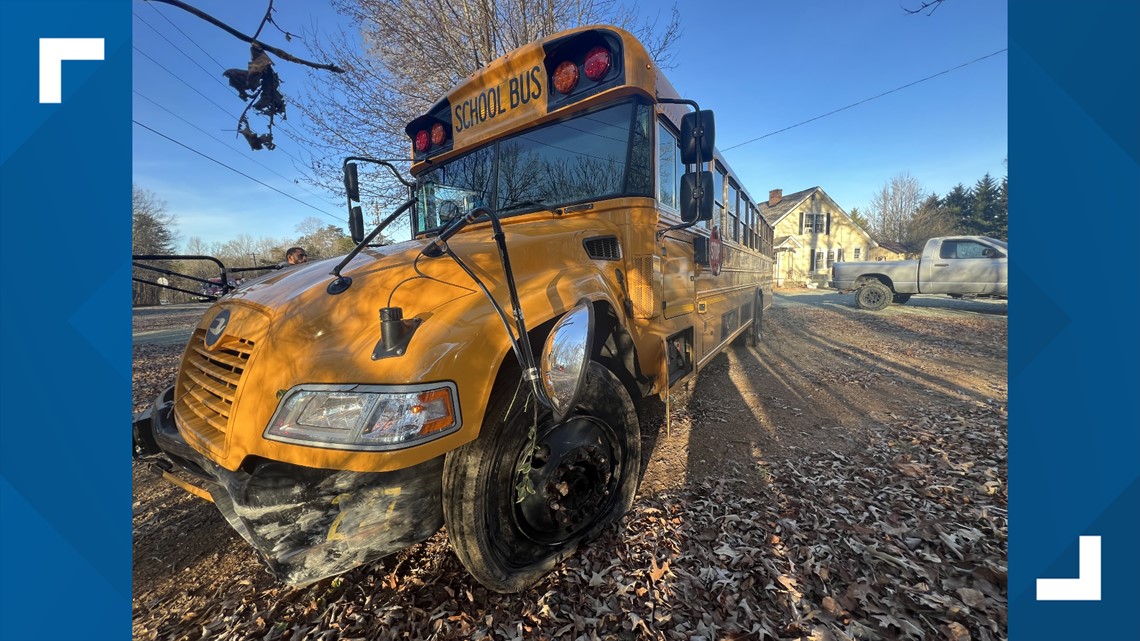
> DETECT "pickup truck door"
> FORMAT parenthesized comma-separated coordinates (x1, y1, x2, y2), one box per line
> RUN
(921, 239, 1006, 294)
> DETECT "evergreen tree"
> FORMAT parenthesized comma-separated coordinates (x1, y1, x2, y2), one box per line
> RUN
(905, 193, 956, 252)
(991, 175, 1008, 240)
(965, 173, 1000, 236)
(848, 206, 872, 233)
(942, 183, 972, 234)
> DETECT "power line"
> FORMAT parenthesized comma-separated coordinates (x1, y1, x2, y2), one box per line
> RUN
(146, 0, 227, 70)
(722, 48, 1008, 152)
(133, 90, 340, 208)
(133, 11, 232, 93)
(134, 119, 344, 222)
(132, 42, 322, 171)
(133, 44, 236, 119)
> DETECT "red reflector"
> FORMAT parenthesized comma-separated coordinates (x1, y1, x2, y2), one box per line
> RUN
(553, 60, 579, 95)
(584, 46, 611, 81)
(414, 130, 430, 152)
(430, 123, 447, 146)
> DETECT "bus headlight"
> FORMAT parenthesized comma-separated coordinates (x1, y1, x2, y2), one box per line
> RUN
(265, 383, 459, 449)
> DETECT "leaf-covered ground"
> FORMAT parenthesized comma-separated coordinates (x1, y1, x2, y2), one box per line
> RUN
(132, 290, 1007, 640)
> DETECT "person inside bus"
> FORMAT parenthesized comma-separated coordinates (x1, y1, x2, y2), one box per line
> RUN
(280, 247, 308, 267)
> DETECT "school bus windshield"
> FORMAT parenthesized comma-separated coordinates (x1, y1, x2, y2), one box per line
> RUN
(414, 100, 652, 234)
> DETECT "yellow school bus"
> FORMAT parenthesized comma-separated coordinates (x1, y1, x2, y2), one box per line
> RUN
(133, 24, 774, 593)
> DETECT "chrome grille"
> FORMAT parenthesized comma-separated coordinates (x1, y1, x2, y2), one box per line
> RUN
(174, 329, 254, 453)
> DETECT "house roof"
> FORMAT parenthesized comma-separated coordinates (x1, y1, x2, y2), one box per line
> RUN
(876, 240, 908, 254)
(774, 235, 802, 249)
(758, 187, 818, 226)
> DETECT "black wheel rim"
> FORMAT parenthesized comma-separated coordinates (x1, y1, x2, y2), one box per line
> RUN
(513, 415, 622, 544)
(863, 287, 886, 307)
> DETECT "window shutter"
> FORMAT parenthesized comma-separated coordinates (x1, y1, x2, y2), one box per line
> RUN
(799, 212, 804, 235)
(826, 212, 832, 235)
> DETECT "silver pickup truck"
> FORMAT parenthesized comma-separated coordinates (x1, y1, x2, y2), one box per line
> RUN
(830, 236, 1008, 310)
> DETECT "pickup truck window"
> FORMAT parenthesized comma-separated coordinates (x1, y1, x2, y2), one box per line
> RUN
(939, 240, 1002, 259)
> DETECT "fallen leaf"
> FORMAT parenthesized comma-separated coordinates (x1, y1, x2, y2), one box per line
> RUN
(947, 621, 971, 641)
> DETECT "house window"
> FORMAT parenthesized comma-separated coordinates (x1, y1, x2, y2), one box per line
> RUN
(827, 250, 836, 268)
(811, 250, 825, 271)
(854, 248, 861, 260)
(804, 213, 825, 234)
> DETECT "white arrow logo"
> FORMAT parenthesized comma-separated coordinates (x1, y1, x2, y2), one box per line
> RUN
(1036, 535, 1101, 601)
(208, 316, 227, 337)
(39, 38, 104, 104)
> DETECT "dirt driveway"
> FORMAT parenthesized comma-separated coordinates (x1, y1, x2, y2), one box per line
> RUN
(132, 290, 1007, 640)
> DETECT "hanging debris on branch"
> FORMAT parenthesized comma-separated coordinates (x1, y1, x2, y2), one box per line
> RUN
(146, 0, 345, 151)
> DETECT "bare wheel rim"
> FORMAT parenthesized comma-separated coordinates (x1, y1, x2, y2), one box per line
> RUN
(513, 415, 622, 544)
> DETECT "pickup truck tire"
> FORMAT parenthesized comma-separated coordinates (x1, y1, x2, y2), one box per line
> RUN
(892, 294, 912, 305)
(855, 281, 892, 311)
(442, 361, 641, 593)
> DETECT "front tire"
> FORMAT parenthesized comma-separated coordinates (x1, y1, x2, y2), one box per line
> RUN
(443, 362, 641, 593)
(855, 281, 892, 311)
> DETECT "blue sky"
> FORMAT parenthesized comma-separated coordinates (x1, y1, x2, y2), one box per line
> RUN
(132, 0, 1007, 249)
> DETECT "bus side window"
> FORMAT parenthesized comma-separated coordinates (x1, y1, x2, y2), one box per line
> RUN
(656, 121, 680, 212)
(713, 163, 726, 232)
(727, 180, 739, 243)
(741, 196, 751, 248)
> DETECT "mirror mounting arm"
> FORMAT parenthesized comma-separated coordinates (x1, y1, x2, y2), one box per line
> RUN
(342, 156, 414, 188)
(328, 198, 417, 293)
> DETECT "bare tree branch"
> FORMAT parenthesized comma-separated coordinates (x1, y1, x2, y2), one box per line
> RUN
(145, 0, 344, 72)
(902, 0, 945, 16)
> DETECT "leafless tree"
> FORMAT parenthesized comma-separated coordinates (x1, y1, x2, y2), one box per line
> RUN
(289, 0, 681, 204)
(133, 185, 180, 306)
(867, 172, 925, 245)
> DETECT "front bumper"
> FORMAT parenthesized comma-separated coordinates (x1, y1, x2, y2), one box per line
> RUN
(132, 386, 445, 585)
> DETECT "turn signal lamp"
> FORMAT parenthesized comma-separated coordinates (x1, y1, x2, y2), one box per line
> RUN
(553, 60, 579, 94)
(430, 122, 447, 146)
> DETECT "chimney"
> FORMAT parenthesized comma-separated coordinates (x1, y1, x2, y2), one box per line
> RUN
(768, 189, 783, 207)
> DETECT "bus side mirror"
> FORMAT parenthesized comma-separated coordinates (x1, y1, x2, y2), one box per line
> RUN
(680, 171, 714, 223)
(344, 162, 360, 203)
(349, 206, 364, 243)
(680, 110, 715, 165)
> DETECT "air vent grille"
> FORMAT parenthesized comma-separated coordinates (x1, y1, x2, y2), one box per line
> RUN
(583, 236, 621, 261)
